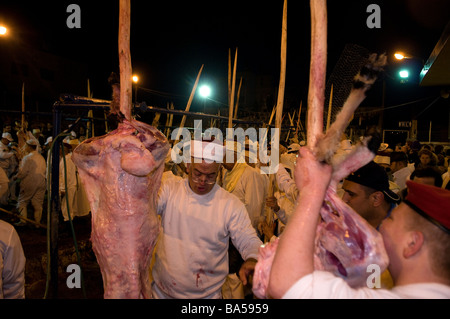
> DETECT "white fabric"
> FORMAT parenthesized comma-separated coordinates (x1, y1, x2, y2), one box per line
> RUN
(276, 164, 298, 203)
(0, 220, 25, 299)
(392, 166, 411, 191)
(222, 164, 268, 230)
(273, 190, 295, 225)
(59, 153, 90, 221)
(183, 140, 224, 162)
(283, 270, 450, 299)
(152, 177, 262, 299)
(16, 150, 47, 222)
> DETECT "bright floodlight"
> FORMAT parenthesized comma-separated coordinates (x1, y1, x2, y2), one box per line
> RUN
(394, 52, 405, 60)
(199, 85, 211, 98)
(0, 26, 7, 35)
(399, 70, 409, 78)
(132, 75, 139, 83)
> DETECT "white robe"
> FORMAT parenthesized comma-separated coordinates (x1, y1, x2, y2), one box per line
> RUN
(223, 164, 268, 231)
(152, 177, 262, 299)
(59, 153, 90, 221)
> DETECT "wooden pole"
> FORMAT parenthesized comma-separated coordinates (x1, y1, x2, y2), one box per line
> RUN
(0, 207, 46, 229)
(326, 84, 333, 131)
(21, 82, 25, 128)
(429, 121, 432, 143)
(265, 0, 287, 241)
(306, 0, 327, 147)
(228, 48, 232, 108)
(295, 100, 302, 135)
(274, 0, 287, 131)
(119, 0, 132, 120)
(228, 48, 238, 129)
(233, 76, 243, 119)
(176, 64, 204, 141)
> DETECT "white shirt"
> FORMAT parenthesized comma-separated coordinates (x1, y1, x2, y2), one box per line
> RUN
(392, 166, 411, 191)
(276, 164, 298, 203)
(0, 220, 26, 299)
(59, 153, 77, 193)
(152, 177, 262, 299)
(283, 271, 450, 299)
(16, 150, 46, 183)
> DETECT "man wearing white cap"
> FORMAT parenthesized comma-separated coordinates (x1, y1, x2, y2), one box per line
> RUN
(59, 137, 90, 223)
(151, 138, 262, 299)
(13, 139, 46, 226)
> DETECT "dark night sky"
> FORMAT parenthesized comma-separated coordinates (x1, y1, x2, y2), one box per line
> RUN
(1, 0, 449, 111)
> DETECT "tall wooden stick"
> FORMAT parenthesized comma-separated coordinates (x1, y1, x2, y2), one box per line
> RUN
(265, 0, 287, 241)
(119, 0, 132, 120)
(274, 0, 288, 131)
(295, 100, 302, 135)
(306, 0, 327, 147)
(21, 82, 25, 128)
(326, 84, 333, 131)
(228, 48, 232, 108)
(175, 64, 204, 141)
(233, 76, 243, 119)
(228, 48, 238, 129)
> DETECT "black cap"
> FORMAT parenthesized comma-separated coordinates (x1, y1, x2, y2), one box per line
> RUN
(346, 161, 401, 203)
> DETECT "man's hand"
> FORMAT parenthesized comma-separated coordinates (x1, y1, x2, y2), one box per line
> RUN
(238, 258, 257, 286)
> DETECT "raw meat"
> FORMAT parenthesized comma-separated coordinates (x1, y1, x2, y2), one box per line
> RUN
(72, 119, 169, 298)
(252, 0, 388, 298)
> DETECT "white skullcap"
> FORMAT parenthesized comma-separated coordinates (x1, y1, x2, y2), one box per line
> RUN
(2, 132, 13, 142)
(44, 136, 53, 145)
(183, 140, 224, 163)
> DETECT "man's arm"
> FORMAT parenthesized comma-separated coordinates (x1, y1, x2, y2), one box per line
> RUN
(267, 147, 332, 298)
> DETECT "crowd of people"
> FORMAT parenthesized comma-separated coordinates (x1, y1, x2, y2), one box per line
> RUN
(0, 119, 449, 299)
(0, 120, 90, 298)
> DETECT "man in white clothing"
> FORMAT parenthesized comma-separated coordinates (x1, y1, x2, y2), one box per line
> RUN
(0, 219, 26, 299)
(13, 139, 47, 226)
(59, 139, 90, 222)
(151, 139, 263, 299)
(268, 147, 450, 299)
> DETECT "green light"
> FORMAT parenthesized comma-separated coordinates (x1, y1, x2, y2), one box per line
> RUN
(399, 70, 409, 78)
(199, 85, 211, 98)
